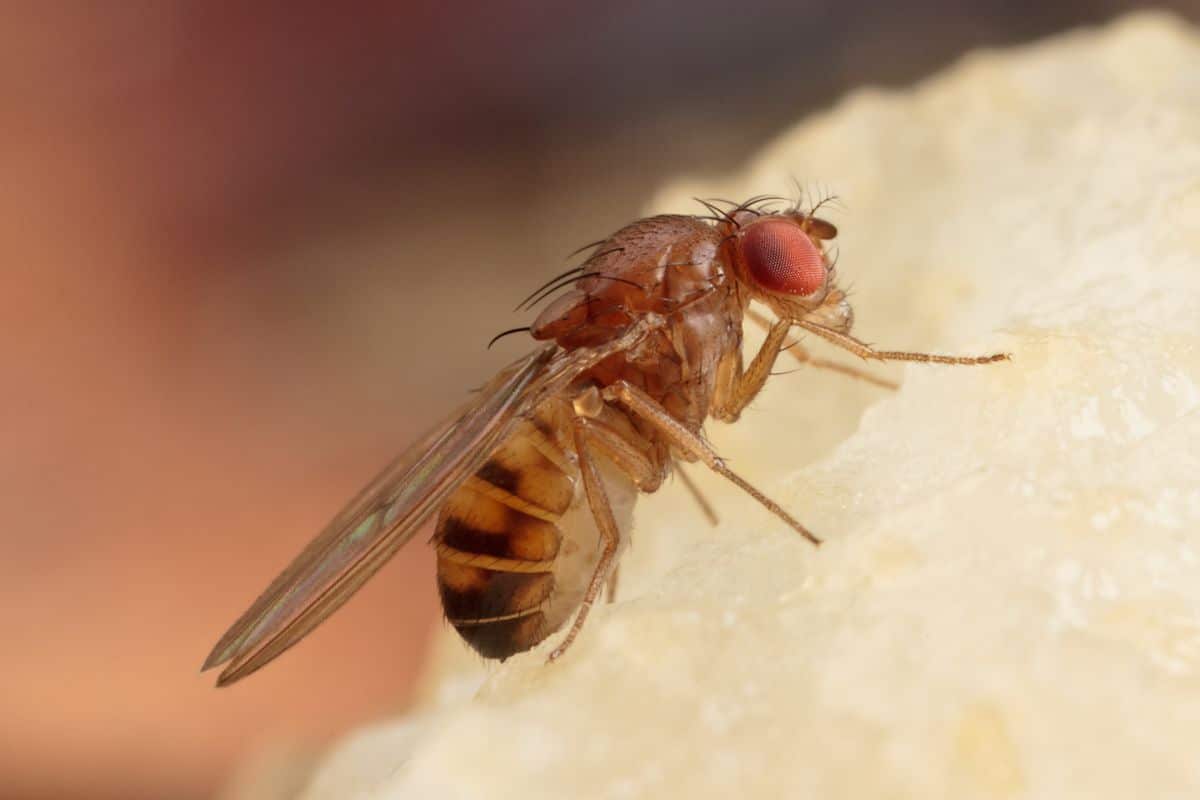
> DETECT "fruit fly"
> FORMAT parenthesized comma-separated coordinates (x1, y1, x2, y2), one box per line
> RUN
(203, 196, 1007, 685)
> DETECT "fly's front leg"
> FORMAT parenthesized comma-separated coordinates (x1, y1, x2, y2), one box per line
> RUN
(746, 308, 898, 390)
(712, 316, 793, 423)
(603, 380, 821, 546)
(793, 318, 1011, 366)
(779, 340, 900, 390)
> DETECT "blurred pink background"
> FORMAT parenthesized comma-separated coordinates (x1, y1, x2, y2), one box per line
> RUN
(3, 2, 1196, 798)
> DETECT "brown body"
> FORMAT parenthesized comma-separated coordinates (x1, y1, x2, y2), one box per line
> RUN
(435, 215, 738, 658)
(204, 197, 1008, 685)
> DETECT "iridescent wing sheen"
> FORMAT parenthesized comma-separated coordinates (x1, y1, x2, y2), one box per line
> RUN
(203, 345, 557, 686)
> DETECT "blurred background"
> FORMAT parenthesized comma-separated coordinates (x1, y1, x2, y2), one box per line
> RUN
(3, 2, 1197, 798)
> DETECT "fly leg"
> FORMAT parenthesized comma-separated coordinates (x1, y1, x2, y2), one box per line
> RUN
(746, 308, 898, 390)
(778, 341, 900, 390)
(603, 380, 821, 546)
(793, 318, 1010, 366)
(547, 391, 662, 661)
(711, 316, 794, 422)
(605, 565, 620, 604)
(546, 423, 634, 661)
(674, 462, 719, 526)
(546, 428, 617, 662)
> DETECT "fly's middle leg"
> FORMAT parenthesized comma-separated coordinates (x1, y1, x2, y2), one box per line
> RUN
(605, 565, 620, 604)
(604, 379, 822, 546)
(674, 462, 719, 526)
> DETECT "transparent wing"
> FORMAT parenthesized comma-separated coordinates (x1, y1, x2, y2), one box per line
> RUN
(203, 345, 557, 686)
(202, 315, 663, 686)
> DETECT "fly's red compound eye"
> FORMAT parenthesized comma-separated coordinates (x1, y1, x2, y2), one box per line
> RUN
(739, 219, 827, 296)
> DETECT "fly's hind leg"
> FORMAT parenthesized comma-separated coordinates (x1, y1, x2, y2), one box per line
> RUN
(547, 422, 633, 661)
(548, 391, 661, 661)
(604, 380, 822, 546)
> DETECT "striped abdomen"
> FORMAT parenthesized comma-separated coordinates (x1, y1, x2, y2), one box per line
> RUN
(434, 412, 580, 659)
